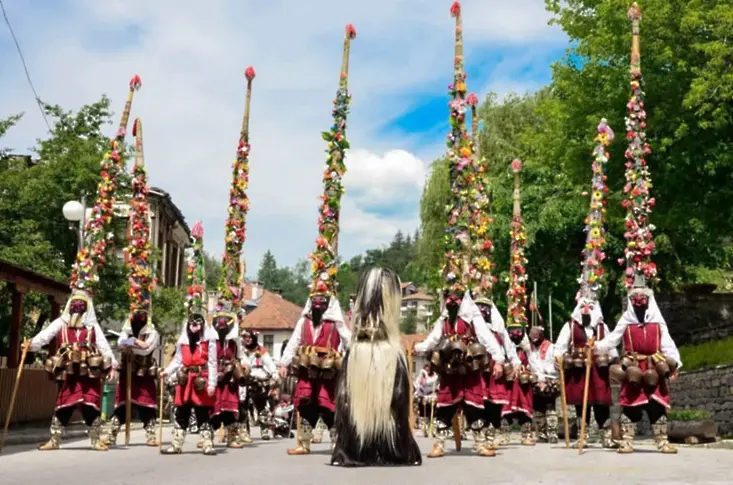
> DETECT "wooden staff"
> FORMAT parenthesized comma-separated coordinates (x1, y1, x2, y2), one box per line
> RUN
(428, 378, 438, 438)
(0, 340, 30, 451)
(158, 375, 164, 454)
(578, 337, 595, 455)
(407, 342, 415, 432)
(557, 355, 570, 448)
(125, 351, 132, 447)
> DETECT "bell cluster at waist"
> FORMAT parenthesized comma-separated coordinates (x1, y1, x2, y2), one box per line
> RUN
(290, 345, 343, 380)
(430, 338, 489, 376)
(123, 353, 158, 378)
(43, 343, 111, 381)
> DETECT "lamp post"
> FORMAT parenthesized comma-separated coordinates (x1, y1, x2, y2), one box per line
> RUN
(62, 194, 88, 252)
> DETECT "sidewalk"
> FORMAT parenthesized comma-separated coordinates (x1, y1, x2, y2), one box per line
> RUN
(2, 421, 146, 447)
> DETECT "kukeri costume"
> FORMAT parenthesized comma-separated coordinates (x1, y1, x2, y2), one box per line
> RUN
(27, 76, 140, 451)
(554, 118, 617, 447)
(279, 22, 355, 457)
(280, 295, 351, 455)
(30, 291, 118, 451)
(413, 365, 439, 436)
(414, 1, 504, 459)
(107, 118, 160, 447)
(528, 326, 559, 443)
(161, 221, 218, 455)
(331, 267, 422, 467)
(240, 330, 278, 441)
(414, 291, 504, 458)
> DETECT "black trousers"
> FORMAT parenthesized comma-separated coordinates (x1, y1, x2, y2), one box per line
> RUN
(298, 402, 334, 430)
(533, 394, 556, 413)
(623, 401, 666, 425)
(113, 404, 156, 426)
(484, 401, 504, 429)
(55, 404, 100, 427)
(435, 403, 483, 428)
(210, 411, 237, 429)
(574, 404, 610, 428)
(174, 404, 211, 430)
(504, 412, 531, 425)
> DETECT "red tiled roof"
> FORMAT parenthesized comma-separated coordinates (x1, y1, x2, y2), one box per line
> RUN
(402, 291, 434, 302)
(239, 284, 303, 331)
(401, 282, 414, 289)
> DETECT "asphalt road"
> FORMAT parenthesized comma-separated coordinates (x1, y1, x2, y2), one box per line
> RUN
(1, 429, 730, 485)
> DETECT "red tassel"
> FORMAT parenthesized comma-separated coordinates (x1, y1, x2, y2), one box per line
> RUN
(345, 23, 356, 39)
(129, 74, 142, 90)
(450, 1, 461, 17)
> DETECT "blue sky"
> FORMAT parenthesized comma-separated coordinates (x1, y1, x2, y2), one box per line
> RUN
(0, 0, 569, 280)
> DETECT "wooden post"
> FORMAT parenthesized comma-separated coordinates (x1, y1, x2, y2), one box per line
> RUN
(49, 295, 61, 320)
(8, 284, 26, 369)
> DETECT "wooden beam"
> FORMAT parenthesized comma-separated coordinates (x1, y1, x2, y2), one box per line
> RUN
(0, 269, 68, 300)
(8, 283, 26, 369)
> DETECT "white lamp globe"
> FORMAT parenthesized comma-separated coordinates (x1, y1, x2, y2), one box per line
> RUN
(62, 200, 84, 222)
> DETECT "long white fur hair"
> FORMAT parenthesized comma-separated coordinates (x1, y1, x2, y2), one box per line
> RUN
(346, 267, 404, 449)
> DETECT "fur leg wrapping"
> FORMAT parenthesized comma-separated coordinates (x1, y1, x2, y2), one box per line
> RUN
(238, 423, 253, 445)
(599, 420, 617, 449)
(533, 411, 547, 442)
(287, 420, 312, 455)
(163, 427, 186, 454)
(260, 423, 272, 441)
(89, 417, 108, 451)
(329, 427, 337, 452)
(484, 425, 497, 449)
(617, 415, 636, 454)
(39, 416, 63, 451)
(227, 423, 244, 448)
(144, 419, 158, 446)
(200, 424, 217, 455)
(428, 420, 449, 458)
(652, 415, 678, 454)
(311, 418, 325, 443)
(472, 429, 496, 457)
(545, 411, 559, 444)
(520, 422, 536, 446)
(498, 419, 510, 445)
(104, 415, 121, 446)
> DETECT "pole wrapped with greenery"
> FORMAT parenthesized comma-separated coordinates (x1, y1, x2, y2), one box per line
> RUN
(506, 159, 528, 332)
(620, 2, 658, 290)
(125, 118, 153, 318)
(442, 1, 474, 296)
(69, 75, 141, 293)
(185, 221, 206, 316)
(218, 67, 256, 313)
(309, 24, 356, 298)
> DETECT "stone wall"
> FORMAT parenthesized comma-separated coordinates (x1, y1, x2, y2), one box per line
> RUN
(656, 292, 733, 346)
(670, 364, 733, 437)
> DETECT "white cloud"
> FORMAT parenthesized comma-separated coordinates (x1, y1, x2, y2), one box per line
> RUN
(0, 0, 565, 275)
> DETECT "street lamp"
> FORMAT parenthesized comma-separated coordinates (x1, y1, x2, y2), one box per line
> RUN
(63, 194, 87, 252)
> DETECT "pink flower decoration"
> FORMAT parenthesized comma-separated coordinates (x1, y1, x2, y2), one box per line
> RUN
(345, 24, 357, 39)
(192, 221, 204, 239)
(511, 159, 522, 173)
(450, 1, 461, 17)
(466, 93, 478, 106)
(129, 74, 142, 90)
(245, 66, 256, 80)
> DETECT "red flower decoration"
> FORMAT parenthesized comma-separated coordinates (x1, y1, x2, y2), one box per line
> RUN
(245, 66, 256, 80)
(345, 23, 357, 39)
(450, 1, 461, 17)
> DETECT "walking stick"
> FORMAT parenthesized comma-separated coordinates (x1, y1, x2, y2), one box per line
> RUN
(0, 340, 30, 451)
(158, 375, 164, 454)
(578, 338, 595, 455)
(125, 351, 132, 447)
(428, 378, 438, 438)
(452, 411, 462, 451)
(407, 342, 415, 432)
(556, 355, 570, 448)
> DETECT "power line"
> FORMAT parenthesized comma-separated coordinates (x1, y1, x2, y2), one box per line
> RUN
(0, 0, 51, 132)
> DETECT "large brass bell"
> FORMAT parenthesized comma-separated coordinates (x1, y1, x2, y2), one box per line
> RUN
(504, 363, 514, 381)
(70, 347, 81, 364)
(643, 357, 660, 387)
(88, 355, 103, 368)
(620, 354, 634, 370)
(595, 354, 610, 367)
(572, 351, 585, 368)
(609, 364, 626, 384)
(655, 358, 670, 377)
(563, 354, 574, 369)
(148, 365, 159, 378)
(44, 358, 56, 374)
(65, 361, 75, 375)
(519, 372, 530, 385)
(665, 356, 678, 372)
(528, 373, 538, 385)
(177, 369, 188, 387)
(626, 364, 643, 385)
(193, 376, 207, 392)
(333, 352, 343, 370)
(79, 362, 90, 377)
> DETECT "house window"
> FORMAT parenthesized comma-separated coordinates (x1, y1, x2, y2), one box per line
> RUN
(263, 334, 274, 355)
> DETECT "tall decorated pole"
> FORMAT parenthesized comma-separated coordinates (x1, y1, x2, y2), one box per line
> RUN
(309, 24, 356, 297)
(442, 1, 473, 296)
(217, 67, 256, 315)
(126, 119, 153, 318)
(466, 93, 495, 302)
(578, 120, 614, 301)
(185, 221, 206, 317)
(69, 75, 142, 293)
(620, 2, 657, 290)
(505, 160, 528, 334)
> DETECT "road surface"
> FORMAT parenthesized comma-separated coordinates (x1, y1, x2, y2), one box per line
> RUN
(1, 429, 730, 485)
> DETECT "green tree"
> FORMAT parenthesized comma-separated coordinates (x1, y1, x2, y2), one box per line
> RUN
(152, 286, 186, 343)
(257, 250, 279, 288)
(400, 310, 418, 335)
(203, 251, 221, 290)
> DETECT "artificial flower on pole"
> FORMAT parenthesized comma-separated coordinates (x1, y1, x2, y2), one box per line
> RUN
(309, 24, 357, 298)
(69, 75, 142, 293)
(185, 221, 206, 316)
(506, 159, 528, 332)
